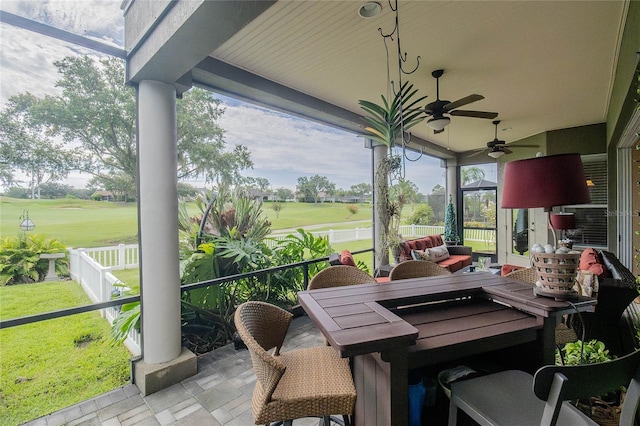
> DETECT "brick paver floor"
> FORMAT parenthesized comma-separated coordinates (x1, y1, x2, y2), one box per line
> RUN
(24, 315, 326, 426)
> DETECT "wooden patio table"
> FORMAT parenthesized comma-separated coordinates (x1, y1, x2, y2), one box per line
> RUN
(297, 272, 596, 426)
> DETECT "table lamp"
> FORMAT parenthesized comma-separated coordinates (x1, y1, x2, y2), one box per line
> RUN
(501, 153, 591, 248)
(501, 153, 591, 299)
(550, 212, 576, 248)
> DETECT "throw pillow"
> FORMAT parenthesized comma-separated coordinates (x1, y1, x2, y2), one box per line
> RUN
(412, 250, 430, 261)
(340, 250, 357, 267)
(579, 248, 606, 277)
(428, 244, 450, 262)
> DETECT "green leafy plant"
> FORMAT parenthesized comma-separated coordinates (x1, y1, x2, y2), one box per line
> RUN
(0, 234, 68, 285)
(108, 282, 141, 345)
(359, 81, 427, 148)
(359, 82, 427, 267)
(561, 339, 613, 366)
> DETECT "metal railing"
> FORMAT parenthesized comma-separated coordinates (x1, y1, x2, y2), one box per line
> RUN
(0, 248, 374, 334)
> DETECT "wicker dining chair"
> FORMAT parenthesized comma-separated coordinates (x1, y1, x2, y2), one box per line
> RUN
(389, 260, 452, 281)
(308, 265, 377, 290)
(505, 267, 578, 349)
(234, 301, 356, 426)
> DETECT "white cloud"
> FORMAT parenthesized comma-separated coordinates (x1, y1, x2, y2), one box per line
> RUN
(0, 1, 446, 195)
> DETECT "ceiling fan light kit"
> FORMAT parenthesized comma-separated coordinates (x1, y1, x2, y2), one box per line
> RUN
(427, 116, 450, 131)
(487, 148, 505, 159)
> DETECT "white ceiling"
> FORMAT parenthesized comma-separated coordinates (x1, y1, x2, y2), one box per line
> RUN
(209, 0, 626, 155)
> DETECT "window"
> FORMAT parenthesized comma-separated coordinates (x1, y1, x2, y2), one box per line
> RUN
(562, 154, 607, 248)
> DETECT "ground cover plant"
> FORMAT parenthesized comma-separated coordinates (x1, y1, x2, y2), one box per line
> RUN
(0, 281, 131, 426)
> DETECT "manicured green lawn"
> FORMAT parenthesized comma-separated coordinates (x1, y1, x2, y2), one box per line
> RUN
(1, 197, 139, 248)
(0, 281, 131, 426)
(0, 197, 372, 248)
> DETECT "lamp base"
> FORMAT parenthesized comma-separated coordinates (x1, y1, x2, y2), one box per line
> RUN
(534, 287, 579, 301)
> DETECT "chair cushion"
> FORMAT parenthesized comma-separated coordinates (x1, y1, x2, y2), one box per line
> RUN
(340, 250, 356, 267)
(501, 264, 525, 276)
(451, 370, 596, 426)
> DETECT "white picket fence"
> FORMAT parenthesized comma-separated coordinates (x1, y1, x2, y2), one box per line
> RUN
(68, 246, 141, 356)
(68, 227, 496, 357)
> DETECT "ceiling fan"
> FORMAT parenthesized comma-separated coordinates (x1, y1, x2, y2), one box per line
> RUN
(424, 69, 498, 134)
(468, 120, 539, 158)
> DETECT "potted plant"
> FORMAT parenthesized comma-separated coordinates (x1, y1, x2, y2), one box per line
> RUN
(359, 82, 426, 267)
(561, 340, 624, 425)
(443, 195, 460, 245)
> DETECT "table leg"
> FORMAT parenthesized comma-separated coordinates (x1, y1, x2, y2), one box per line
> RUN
(388, 347, 409, 426)
(353, 347, 409, 426)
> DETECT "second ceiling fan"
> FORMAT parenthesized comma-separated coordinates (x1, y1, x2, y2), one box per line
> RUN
(424, 69, 498, 134)
(468, 120, 539, 158)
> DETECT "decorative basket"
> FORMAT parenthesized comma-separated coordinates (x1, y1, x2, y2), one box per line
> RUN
(531, 252, 580, 297)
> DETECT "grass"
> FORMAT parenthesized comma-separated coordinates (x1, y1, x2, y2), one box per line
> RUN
(0, 281, 131, 426)
(0, 197, 372, 248)
(1, 197, 138, 248)
(0, 196, 476, 424)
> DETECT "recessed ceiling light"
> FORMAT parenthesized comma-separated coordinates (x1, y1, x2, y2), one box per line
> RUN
(358, 2, 381, 18)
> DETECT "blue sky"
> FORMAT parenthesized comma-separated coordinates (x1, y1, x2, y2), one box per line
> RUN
(0, 0, 447, 194)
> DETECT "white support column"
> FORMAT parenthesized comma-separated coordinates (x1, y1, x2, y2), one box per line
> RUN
(445, 159, 458, 204)
(137, 80, 181, 364)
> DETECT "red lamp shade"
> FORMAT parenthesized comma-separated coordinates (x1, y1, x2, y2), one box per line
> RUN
(550, 213, 575, 230)
(501, 153, 591, 210)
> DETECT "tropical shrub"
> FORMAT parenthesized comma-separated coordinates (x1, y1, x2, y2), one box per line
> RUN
(115, 189, 334, 354)
(408, 204, 434, 225)
(109, 282, 140, 345)
(0, 234, 68, 285)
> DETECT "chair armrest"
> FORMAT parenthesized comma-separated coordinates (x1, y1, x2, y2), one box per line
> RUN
(599, 250, 637, 289)
(447, 245, 472, 256)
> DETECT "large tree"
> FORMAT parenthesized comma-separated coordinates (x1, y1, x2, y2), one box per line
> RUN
(349, 182, 372, 199)
(296, 175, 335, 203)
(13, 55, 251, 195)
(274, 187, 294, 201)
(0, 93, 78, 198)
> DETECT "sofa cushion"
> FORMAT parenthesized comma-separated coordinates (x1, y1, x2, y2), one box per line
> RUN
(415, 239, 428, 251)
(438, 256, 465, 272)
(340, 250, 357, 267)
(431, 235, 445, 247)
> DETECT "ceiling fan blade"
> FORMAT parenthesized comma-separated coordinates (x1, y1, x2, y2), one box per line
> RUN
(443, 94, 484, 111)
(466, 149, 487, 158)
(510, 144, 540, 148)
(503, 148, 513, 155)
(450, 110, 499, 119)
